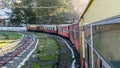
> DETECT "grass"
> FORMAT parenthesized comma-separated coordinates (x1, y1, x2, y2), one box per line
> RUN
(0, 40, 14, 47)
(30, 32, 60, 68)
(32, 62, 52, 68)
(0, 31, 22, 47)
(39, 38, 59, 61)
(0, 42, 11, 47)
(32, 63, 41, 68)
(0, 31, 22, 40)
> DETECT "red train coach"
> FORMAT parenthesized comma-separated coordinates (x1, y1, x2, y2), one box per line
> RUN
(27, 24, 37, 31)
(69, 24, 74, 44)
(37, 25, 44, 32)
(58, 24, 70, 38)
(73, 24, 80, 52)
(69, 24, 80, 52)
(43, 25, 57, 34)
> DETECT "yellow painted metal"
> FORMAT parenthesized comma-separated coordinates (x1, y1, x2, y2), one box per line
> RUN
(81, 18, 85, 58)
(83, 0, 120, 25)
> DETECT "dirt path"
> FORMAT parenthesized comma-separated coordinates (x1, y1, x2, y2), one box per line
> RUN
(54, 38, 72, 68)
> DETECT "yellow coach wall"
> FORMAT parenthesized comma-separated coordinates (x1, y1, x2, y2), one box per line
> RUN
(83, 0, 120, 25)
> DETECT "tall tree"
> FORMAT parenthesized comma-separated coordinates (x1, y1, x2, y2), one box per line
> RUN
(10, 3, 23, 26)
(10, 0, 37, 26)
(36, 0, 70, 24)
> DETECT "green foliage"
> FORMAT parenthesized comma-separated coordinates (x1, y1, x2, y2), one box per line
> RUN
(10, 3, 23, 26)
(32, 62, 52, 68)
(36, 0, 71, 24)
(0, 31, 22, 40)
(9, 0, 74, 25)
(32, 63, 41, 68)
(22, 0, 37, 24)
(39, 38, 59, 60)
(31, 33, 60, 68)
(10, 0, 37, 26)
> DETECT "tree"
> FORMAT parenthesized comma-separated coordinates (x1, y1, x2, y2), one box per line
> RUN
(22, 0, 37, 24)
(10, 0, 37, 26)
(36, 0, 71, 24)
(10, 3, 23, 26)
(9, 0, 74, 25)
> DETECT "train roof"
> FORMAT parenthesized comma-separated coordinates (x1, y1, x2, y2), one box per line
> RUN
(85, 15, 120, 26)
(57, 24, 71, 26)
(27, 24, 44, 26)
(44, 24, 57, 26)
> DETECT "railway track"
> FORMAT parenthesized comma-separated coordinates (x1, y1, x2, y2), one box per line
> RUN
(0, 32, 38, 68)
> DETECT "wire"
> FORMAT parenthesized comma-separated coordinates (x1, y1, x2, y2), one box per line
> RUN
(12, 6, 66, 9)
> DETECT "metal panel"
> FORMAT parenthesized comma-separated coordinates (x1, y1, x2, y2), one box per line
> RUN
(84, 0, 120, 25)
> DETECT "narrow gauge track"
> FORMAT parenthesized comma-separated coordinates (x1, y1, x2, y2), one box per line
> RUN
(38, 33, 81, 68)
(0, 32, 38, 68)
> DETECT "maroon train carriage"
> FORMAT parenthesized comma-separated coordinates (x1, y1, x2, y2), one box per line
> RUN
(69, 24, 80, 52)
(69, 24, 74, 44)
(84, 16, 120, 68)
(73, 24, 80, 52)
(27, 24, 37, 31)
(43, 25, 57, 34)
(39, 25, 44, 32)
(57, 24, 70, 38)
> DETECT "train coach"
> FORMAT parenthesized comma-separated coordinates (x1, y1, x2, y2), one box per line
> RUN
(57, 24, 70, 38)
(27, 24, 39, 32)
(79, 0, 120, 67)
(69, 24, 80, 52)
(26, 0, 120, 68)
(27, 24, 44, 32)
(43, 24, 57, 34)
(84, 16, 120, 68)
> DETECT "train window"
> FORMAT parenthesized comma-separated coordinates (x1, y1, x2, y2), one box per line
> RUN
(52, 27, 53, 30)
(100, 60, 102, 68)
(59, 27, 62, 32)
(75, 27, 79, 39)
(71, 29, 74, 35)
(48, 27, 49, 30)
(52, 27, 54, 30)
(96, 26, 99, 30)
(53, 27, 55, 30)
(53, 27, 54, 30)
(48, 27, 50, 30)
(45, 27, 46, 30)
(51, 27, 52, 30)
(37, 26, 39, 30)
(51, 27, 53, 30)
(45, 27, 47, 30)
(63, 27, 67, 32)
(47, 27, 48, 30)
(102, 65, 105, 68)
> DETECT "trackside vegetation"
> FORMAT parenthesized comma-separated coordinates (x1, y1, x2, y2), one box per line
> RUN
(0, 31, 22, 47)
(25, 32, 60, 68)
(0, 31, 22, 40)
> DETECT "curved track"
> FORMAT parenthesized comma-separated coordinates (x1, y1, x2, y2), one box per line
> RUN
(0, 32, 38, 68)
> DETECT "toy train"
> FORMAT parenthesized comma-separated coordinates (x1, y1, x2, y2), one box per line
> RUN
(27, 0, 120, 68)
(27, 17, 120, 68)
(27, 24, 80, 53)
